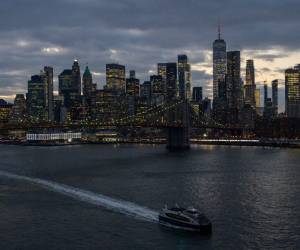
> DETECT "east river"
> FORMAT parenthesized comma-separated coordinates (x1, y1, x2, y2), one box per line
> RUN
(0, 144, 299, 249)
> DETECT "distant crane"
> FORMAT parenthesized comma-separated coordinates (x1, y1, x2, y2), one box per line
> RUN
(257, 69, 268, 87)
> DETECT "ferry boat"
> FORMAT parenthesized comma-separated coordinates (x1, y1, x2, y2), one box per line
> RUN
(159, 205, 212, 233)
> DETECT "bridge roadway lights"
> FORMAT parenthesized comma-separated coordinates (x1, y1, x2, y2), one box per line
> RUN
(166, 127, 190, 150)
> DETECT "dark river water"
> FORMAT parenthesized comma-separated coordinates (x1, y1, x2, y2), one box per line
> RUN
(0, 144, 299, 250)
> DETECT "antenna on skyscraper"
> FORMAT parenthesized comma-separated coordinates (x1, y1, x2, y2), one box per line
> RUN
(218, 20, 221, 40)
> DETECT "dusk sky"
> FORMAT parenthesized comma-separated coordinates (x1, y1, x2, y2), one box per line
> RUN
(1, 0, 300, 111)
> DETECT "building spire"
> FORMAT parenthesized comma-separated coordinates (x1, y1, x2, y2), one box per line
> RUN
(218, 21, 221, 40)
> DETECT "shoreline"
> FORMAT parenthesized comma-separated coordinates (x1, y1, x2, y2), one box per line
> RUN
(1, 139, 300, 149)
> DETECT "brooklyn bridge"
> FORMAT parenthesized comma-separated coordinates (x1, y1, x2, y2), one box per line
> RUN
(0, 99, 247, 149)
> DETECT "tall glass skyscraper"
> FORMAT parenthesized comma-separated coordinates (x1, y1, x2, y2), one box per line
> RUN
(272, 79, 278, 116)
(158, 63, 177, 100)
(244, 60, 256, 108)
(157, 63, 167, 96)
(165, 63, 178, 100)
(178, 55, 191, 100)
(213, 27, 227, 101)
(285, 66, 300, 117)
(27, 74, 47, 121)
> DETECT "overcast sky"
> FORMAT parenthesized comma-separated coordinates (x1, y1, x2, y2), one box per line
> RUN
(1, 0, 300, 111)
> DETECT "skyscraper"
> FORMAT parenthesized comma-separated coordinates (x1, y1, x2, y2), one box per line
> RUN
(126, 70, 140, 97)
(178, 55, 191, 100)
(0, 102, 13, 123)
(213, 26, 227, 101)
(158, 63, 177, 99)
(157, 63, 167, 96)
(246, 60, 255, 85)
(192, 87, 202, 102)
(106, 64, 126, 92)
(129, 70, 135, 79)
(140, 81, 152, 106)
(150, 75, 163, 95)
(43, 66, 54, 121)
(255, 88, 261, 108)
(27, 74, 47, 121)
(166, 63, 178, 100)
(285, 66, 300, 117)
(82, 66, 97, 118)
(272, 79, 278, 116)
(53, 95, 67, 124)
(10, 94, 27, 123)
(244, 60, 256, 107)
(202, 97, 212, 118)
(264, 83, 268, 107)
(226, 51, 243, 115)
(72, 60, 81, 95)
(213, 78, 228, 123)
(59, 69, 75, 108)
(58, 60, 83, 120)
(83, 66, 93, 97)
(264, 98, 274, 119)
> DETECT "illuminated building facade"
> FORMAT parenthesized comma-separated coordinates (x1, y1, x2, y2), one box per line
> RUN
(255, 88, 261, 108)
(0, 101, 13, 123)
(126, 70, 140, 97)
(285, 66, 300, 117)
(106, 64, 126, 92)
(178, 55, 191, 100)
(95, 89, 124, 122)
(10, 94, 27, 123)
(157, 63, 167, 95)
(158, 63, 177, 100)
(26, 132, 82, 142)
(27, 74, 47, 121)
(151, 75, 163, 96)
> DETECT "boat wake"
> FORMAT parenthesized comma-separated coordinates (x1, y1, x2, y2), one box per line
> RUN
(0, 170, 159, 223)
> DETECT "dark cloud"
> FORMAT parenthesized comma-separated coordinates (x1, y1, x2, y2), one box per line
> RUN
(255, 54, 288, 62)
(260, 67, 272, 72)
(0, 0, 299, 109)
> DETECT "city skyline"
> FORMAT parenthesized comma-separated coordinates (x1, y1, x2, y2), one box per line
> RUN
(1, 1, 300, 110)
(0, 48, 291, 108)
(0, 51, 289, 113)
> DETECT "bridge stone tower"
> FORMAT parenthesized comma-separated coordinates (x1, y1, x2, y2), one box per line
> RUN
(166, 100, 190, 150)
